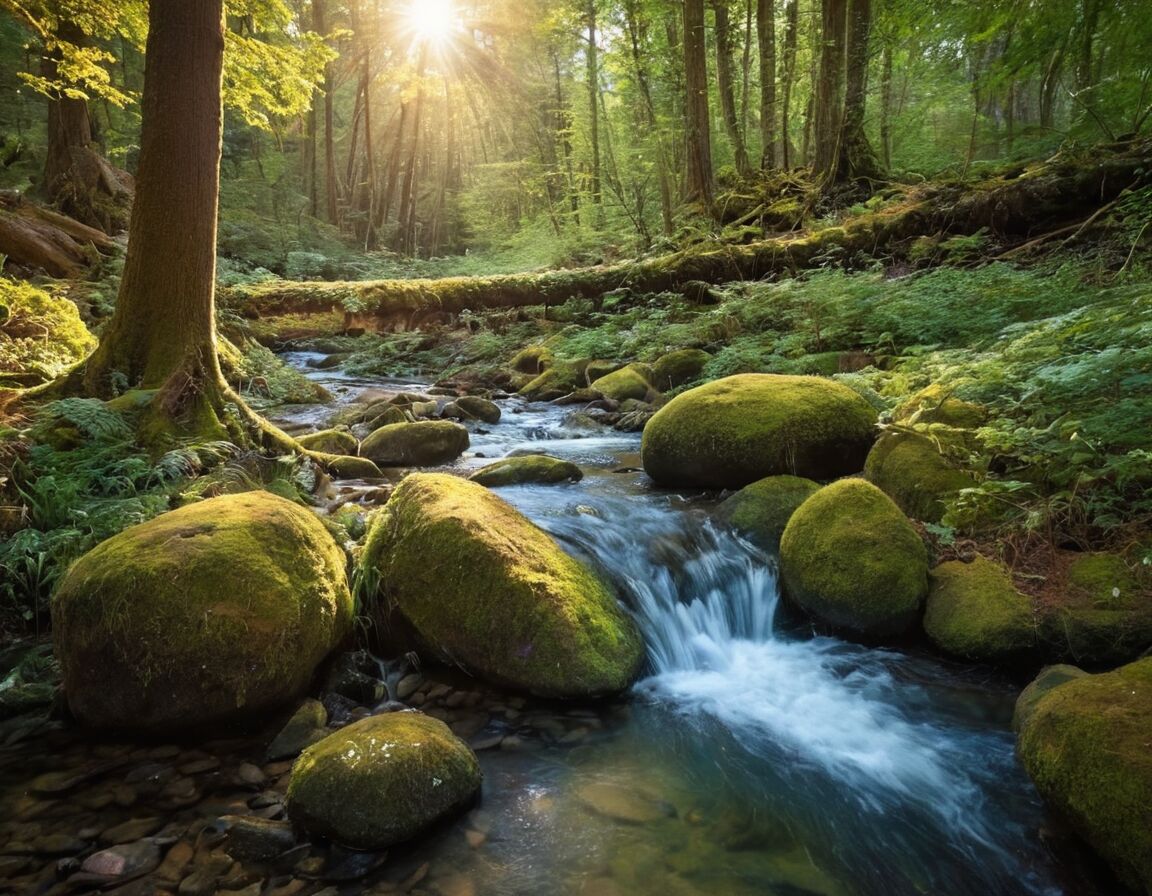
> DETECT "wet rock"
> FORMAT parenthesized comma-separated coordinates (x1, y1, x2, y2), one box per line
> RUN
(0, 683, 56, 720)
(80, 839, 162, 879)
(396, 674, 423, 701)
(575, 782, 676, 824)
(154, 840, 194, 884)
(924, 556, 1037, 663)
(236, 763, 267, 788)
(298, 429, 359, 456)
(220, 816, 296, 863)
(32, 833, 86, 856)
(100, 817, 163, 845)
(468, 454, 583, 488)
(360, 421, 469, 467)
(267, 699, 329, 761)
(324, 652, 387, 706)
(443, 396, 501, 424)
(714, 475, 820, 552)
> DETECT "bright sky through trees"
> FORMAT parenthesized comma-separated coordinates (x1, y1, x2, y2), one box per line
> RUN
(403, 0, 456, 45)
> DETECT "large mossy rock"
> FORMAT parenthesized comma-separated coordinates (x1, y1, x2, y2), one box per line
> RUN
(1016, 659, 1152, 893)
(779, 479, 928, 638)
(1011, 664, 1089, 733)
(1039, 552, 1152, 666)
(52, 492, 353, 731)
(714, 475, 820, 552)
(468, 454, 583, 487)
(0, 280, 96, 387)
(923, 556, 1036, 663)
(864, 431, 974, 523)
(641, 374, 877, 489)
(651, 349, 710, 391)
(287, 712, 480, 850)
(893, 384, 986, 428)
(361, 473, 642, 697)
(297, 428, 358, 456)
(589, 363, 654, 402)
(360, 421, 469, 467)
(519, 361, 587, 402)
(445, 395, 501, 424)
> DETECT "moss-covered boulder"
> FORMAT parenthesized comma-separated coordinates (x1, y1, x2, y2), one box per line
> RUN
(287, 712, 480, 850)
(651, 349, 710, 391)
(923, 556, 1036, 663)
(590, 363, 655, 402)
(864, 431, 974, 523)
(1016, 659, 1152, 893)
(893, 384, 986, 428)
(1011, 664, 1089, 733)
(510, 345, 553, 375)
(298, 429, 359, 456)
(52, 492, 353, 731)
(714, 475, 820, 552)
(585, 359, 625, 383)
(360, 421, 469, 467)
(519, 361, 587, 402)
(779, 479, 928, 638)
(641, 375, 878, 489)
(469, 455, 583, 487)
(1040, 552, 1152, 666)
(0, 280, 96, 387)
(444, 395, 501, 424)
(317, 453, 383, 480)
(362, 473, 642, 697)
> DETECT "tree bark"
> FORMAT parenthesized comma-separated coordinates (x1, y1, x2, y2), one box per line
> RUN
(757, 0, 777, 168)
(779, 0, 798, 167)
(713, 0, 751, 176)
(812, 0, 847, 181)
(684, 0, 715, 210)
(586, 0, 602, 211)
(834, 0, 883, 184)
(314, 0, 340, 225)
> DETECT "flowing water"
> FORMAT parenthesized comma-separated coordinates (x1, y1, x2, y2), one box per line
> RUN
(264, 355, 1097, 896)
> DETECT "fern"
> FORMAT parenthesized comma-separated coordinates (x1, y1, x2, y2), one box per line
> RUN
(34, 398, 133, 442)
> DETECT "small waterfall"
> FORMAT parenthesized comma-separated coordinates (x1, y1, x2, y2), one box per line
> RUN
(513, 491, 1061, 896)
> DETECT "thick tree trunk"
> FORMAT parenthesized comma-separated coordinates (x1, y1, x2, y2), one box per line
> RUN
(834, 0, 883, 184)
(713, 0, 751, 176)
(757, 0, 777, 168)
(684, 0, 715, 210)
(812, 0, 847, 181)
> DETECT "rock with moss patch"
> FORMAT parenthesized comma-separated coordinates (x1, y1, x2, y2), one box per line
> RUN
(1016, 659, 1152, 893)
(1040, 552, 1152, 666)
(287, 712, 480, 850)
(714, 475, 820, 552)
(779, 479, 928, 638)
(1012, 664, 1089, 733)
(317, 454, 383, 480)
(923, 556, 1036, 663)
(298, 429, 359, 456)
(469, 455, 583, 487)
(893, 384, 986, 428)
(590, 364, 655, 402)
(510, 345, 553, 375)
(642, 374, 878, 489)
(585, 359, 625, 383)
(360, 421, 469, 467)
(864, 431, 974, 523)
(443, 395, 501, 424)
(362, 473, 642, 697)
(52, 492, 353, 731)
(0, 281, 96, 387)
(651, 349, 710, 391)
(519, 362, 587, 402)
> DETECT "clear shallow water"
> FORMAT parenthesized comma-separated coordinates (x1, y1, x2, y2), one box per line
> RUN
(274, 358, 1086, 896)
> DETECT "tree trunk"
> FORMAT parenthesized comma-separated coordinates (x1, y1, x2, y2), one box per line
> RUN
(314, 0, 339, 225)
(684, 0, 715, 210)
(41, 19, 132, 234)
(757, 0, 777, 168)
(623, 0, 674, 235)
(586, 0, 602, 212)
(713, 0, 751, 176)
(879, 38, 893, 168)
(780, 0, 798, 167)
(812, 0, 847, 182)
(834, 0, 882, 184)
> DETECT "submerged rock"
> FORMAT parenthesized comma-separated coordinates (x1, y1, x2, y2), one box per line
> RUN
(359, 421, 469, 467)
(361, 473, 643, 697)
(1016, 658, 1152, 893)
(864, 431, 974, 523)
(468, 455, 583, 487)
(287, 712, 481, 850)
(923, 556, 1037, 663)
(641, 374, 877, 489)
(52, 492, 353, 731)
(779, 479, 927, 638)
(714, 475, 820, 552)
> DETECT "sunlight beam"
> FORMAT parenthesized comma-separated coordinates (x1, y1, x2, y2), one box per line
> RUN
(404, 0, 456, 46)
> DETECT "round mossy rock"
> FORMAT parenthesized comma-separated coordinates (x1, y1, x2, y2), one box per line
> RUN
(779, 479, 928, 638)
(447, 395, 501, 424)
(361, 473, 643, 697)
(519, 362, 587, 402)
(893, 384, 987, 428)
(469, 455, 584, 487)
(641, 374, 878, 489)
(714, 475, 820, 552)
(590, 364, 654, 402)
(652, 349, 711, 391)
(0, 280, 97, 385)
(923, 556, 1036, 663)
(52, 492, 353, 732)
(298, 429, 358, 456)
(360, 421, 469, 466)
(1016, 659, 1152, 893)
(864, 431, 974, 523)
(287, 712, 481, 850)
(1012, 664, 1089, 733)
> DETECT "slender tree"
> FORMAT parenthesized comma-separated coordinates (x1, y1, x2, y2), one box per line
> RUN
(713, 0, 750, 175)
(757, 0, 777, 168)
(684, 0, 714, 209)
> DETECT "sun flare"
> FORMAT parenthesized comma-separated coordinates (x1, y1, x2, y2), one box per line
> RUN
(405, 0, 456, 44)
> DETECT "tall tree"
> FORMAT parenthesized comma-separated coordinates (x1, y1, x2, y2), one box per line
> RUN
(812, 0, 847, 181)
(757, 0, 777, 168)
(585, 0, 602, 211)
(713, 0, 750, 175)
(837, 0, 882, 182)
(683, 0, 714, 209)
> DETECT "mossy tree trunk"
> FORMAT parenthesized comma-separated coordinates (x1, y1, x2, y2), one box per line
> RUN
(684, 0, 715, 210)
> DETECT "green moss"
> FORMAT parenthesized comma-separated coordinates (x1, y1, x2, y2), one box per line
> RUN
(779, 479, 928, 638)
(651, 349, 710, 391)
(642, 374, 878, 489)
(1068, 553, 1140, 606)
(1012, 664, 1088, 733)
(52, 492, 353, 731)
(714, 475, 820, 552)
(509, 344, 554, 375)
(298, 429, 359, 455)
(923, 556, 1036, 663)
(450, 395, 501, 424)
(518, 361, 586, 401)
(287, 712, 481, 850)
(315, 453, 383, 480)
(1016, 659, 1152, 893)
(359, 421, 469, 466)
(865, 431, 975, 522)
(892, 384, 986, 428)
(585, 359, 625, 383)
(590, 363, 654, 402)
(468, 454, 583, 487)
(0, 280, 96, 386)
(361, 473, 642, 697)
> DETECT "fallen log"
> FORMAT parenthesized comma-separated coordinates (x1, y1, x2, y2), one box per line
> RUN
(0, 192, 119, 277)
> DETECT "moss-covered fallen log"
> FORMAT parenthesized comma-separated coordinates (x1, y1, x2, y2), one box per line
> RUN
(224, 139, 1151, 327)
